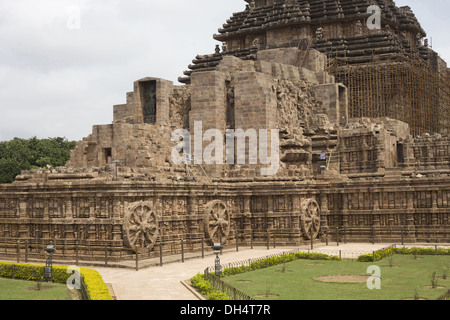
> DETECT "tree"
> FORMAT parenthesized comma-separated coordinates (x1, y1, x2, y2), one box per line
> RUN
(0, 158, 22, 184)
(0, 137, 77, 183)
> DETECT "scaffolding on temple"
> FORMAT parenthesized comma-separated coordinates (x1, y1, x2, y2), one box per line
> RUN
(327, 55, 450, 136)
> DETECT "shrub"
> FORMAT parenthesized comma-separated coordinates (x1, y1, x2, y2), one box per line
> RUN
(0, 262, 113, 300)
(220, 252, 339, 277)
(394, 247, 450, 256)
(431, 271, 439, 289)
(442, 264, 449, 280)
(80, 268, 114, 300)
(357, 247, 450, 262)
(190, 273, 230, 300)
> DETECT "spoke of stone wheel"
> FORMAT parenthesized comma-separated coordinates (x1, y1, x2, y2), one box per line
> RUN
(129, 231, 139, 240)
(137, 207, 144, 222)
(210, 220, 219, 227)
(129, 225, 140, 232)
(142, 210, 150, 222)
(147, 215, 155, 224)
(210, 226, 219, 238)
(305, 221, 312, 231)
(218, 206, 226, 219)
(210, 209, 219, 221)
(130, 213, 137, 225)
(144, 233, 153, 243)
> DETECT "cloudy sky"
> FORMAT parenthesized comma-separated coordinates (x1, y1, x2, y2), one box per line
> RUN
(0, 0, 449, 142)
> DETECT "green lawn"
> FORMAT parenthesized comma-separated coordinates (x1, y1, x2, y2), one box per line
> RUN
(223, 255, 450, 300)
(0, 277, 74, 300)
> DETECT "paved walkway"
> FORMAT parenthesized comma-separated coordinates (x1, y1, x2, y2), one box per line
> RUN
(93, 243, 393, 300)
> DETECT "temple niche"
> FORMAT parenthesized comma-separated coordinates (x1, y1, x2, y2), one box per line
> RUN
(0, 1, 449, 263)
(141, 80, 157, 125)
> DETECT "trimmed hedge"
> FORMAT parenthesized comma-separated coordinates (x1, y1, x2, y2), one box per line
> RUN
(393, 247, 450, 256)
(357, 247, 450, 262)
(221, 252, 340, 277)
(190, 273, 230, 300)
(0, 262, 113, 300)
(357, 247, 395, 262)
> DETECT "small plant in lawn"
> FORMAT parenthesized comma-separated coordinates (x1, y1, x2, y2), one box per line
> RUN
(34, 270, 42, 291)
(431, 271, 439, 289)
(388, 254, 394, 268)
(442, 264, 449, 280)
(265, 281, 273, 298)
(414, 286, 420, 300)
(36, 278, 42, 291)
(412, 248, 418, 259)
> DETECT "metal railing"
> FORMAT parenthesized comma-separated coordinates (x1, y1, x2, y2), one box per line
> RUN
(1, 225, 448, 265)
(0, 231, 304, 265)
(325, 225, 450, 245)
(203, 272, 254, 301)
(79, 276, 91, 300)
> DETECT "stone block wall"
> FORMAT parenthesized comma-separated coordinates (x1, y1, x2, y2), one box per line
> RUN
(234, 71, 277, 130)
(113, 77, 173, 125)
(190, 71, 227, 133)
(1, 176, 449, 262)
(312, 83, 348, 126)
(412, 135, 450, 169)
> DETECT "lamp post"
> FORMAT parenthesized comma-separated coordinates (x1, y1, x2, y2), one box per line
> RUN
(212, 242, 223, 277)
(43, 243, 55, 282)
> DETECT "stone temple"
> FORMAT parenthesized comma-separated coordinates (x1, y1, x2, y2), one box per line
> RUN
(0, 0, 449, 262)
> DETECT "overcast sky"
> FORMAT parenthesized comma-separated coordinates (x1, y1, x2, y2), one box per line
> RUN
(0, 0, 449, 142)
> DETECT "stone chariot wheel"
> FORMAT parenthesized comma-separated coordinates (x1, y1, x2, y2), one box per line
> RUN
(300, 199, 321, 240)
(204, 200, 231, 245)
(123, 201, 159, 251)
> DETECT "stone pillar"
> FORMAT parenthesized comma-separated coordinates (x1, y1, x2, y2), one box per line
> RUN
(432, 190, 438, 226)
(189, 71, 227, 177)
(242, 195, 252, 237)
(66, 198, 73, 218)
(341, 193, 349, 227)
(234, 71, 277, 130)
(311, 84, 348, 126)
(187, 195, 199, 238)
(233, 71, 278, 176)
(19, 200, 27, 219)
(318, 192, 329, 242)
(266, 195, 274, 231)
(405, 190, 416, 243)
(43, 198, 49, 220)
(132, 78, 173, 125)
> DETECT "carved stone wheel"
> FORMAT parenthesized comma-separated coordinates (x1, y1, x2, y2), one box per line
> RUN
(204, 200, 231, 245)
(123, 201, 159, 251)
(300, 199, 321, 240)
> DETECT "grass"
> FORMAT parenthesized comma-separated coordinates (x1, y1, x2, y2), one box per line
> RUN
(223, 255, 450, 300)
(0, 277, 74, 300)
